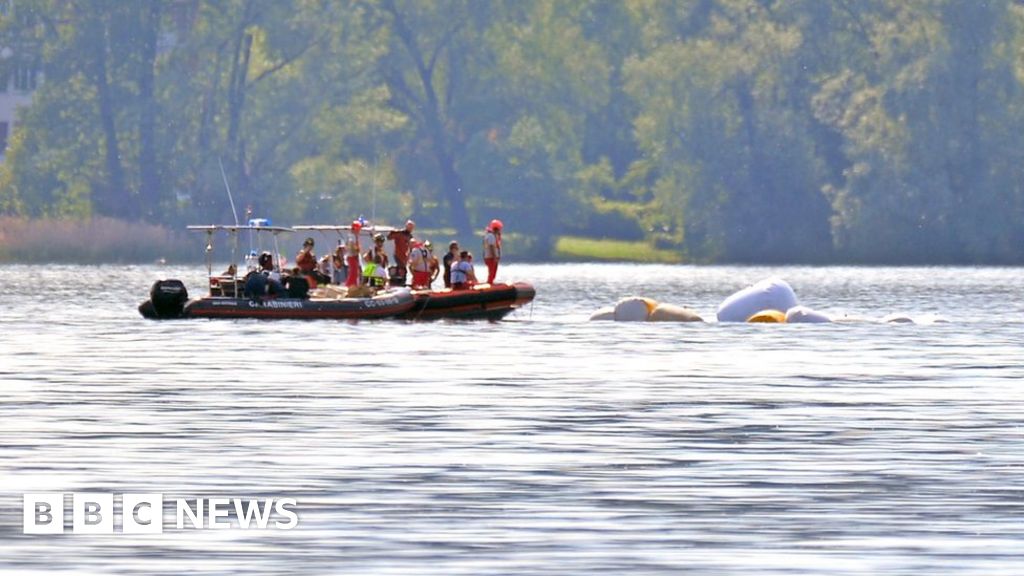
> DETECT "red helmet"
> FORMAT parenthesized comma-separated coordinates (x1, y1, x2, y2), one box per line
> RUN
(489, 219, 503, 231)
(351, 220, 362, 232)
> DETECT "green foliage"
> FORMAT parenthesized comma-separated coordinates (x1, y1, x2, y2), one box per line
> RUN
(2, 0, 1024, 263)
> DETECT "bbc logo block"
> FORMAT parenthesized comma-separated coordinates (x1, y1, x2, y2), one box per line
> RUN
(23, 494, 64, 534)
(23, 493, 297, 534)
(23, 493, 164, 534)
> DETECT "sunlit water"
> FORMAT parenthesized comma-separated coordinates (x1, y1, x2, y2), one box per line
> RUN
(1, 263, 1023, 575)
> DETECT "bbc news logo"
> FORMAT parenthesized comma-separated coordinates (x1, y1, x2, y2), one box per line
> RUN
(23, 493, 298, 534)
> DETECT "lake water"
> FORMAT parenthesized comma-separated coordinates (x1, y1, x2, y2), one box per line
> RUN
(1, 263, 1023, 575)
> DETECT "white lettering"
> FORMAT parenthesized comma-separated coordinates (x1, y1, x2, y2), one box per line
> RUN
(274, 498, 298, 530)
(233, 498, 274, 529)
(248, 300, 304, 309)
(364, 297, 399, 309)
(176, 499, 203, 529)
(208, 498, 230, 529)
(23, 493, 298, 533)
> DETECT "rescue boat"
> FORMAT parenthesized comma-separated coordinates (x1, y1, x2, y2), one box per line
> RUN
(139, 278, 415, 320)
(138, 221, 534, 321)
(139, 222, 416, 321)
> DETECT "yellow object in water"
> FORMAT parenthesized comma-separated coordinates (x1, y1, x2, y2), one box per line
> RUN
(642, 297, 659, 315)
(649, 303, 703, 322)
(746, 309, 786, 323)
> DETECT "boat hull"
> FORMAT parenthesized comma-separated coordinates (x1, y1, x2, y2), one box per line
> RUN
(399, 282, 536, 321)
(140, 289, 415, 320)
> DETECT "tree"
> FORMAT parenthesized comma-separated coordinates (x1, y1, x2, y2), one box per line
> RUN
(626, 0, 832, 262)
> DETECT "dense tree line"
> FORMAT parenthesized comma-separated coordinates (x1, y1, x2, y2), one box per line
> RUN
(1, 0, 1023, 263)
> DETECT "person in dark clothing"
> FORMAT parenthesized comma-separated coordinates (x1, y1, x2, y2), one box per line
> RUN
(245, 251, 286, 298)
(442, 240, 459, 288)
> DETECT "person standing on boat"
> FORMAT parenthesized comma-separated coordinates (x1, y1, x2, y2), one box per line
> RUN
(408, 240, 432, 289)
(345, 221, 362, 287)
(425, 240, 440, 287)
(331, 242, 347, 285)
(442, 240, 459, 288)
(450, 250, 477, 290)
(388, 219, 415, 284)
(363, 233, 390, 288)
(483, 219, 502, 284)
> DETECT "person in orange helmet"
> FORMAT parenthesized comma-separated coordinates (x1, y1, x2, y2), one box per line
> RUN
(482, 219, 502, 284)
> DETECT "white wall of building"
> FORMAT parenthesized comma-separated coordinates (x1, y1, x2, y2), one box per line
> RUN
(0, 72, 37, 160)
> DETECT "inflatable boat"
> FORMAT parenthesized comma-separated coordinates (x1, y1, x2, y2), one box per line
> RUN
(139, 222, 535, 322)
(140, 221, 422, 321)
(399, 282, 536, 321)
(139, 279, 415, 320)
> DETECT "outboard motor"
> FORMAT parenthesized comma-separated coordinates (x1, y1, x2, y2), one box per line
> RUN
(148, 279, 188, 318)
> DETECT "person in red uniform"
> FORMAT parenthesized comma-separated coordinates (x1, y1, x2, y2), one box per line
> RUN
(345, 221, 362, 287)
(482, 219, 502, 285)
(387, 219, 415, 283)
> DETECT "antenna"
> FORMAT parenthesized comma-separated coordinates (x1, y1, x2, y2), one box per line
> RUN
(219, 157, 240, 227)
(370, 156, 378, 225)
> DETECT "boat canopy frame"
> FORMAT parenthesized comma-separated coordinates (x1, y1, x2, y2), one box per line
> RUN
(187, 224, 294, 284)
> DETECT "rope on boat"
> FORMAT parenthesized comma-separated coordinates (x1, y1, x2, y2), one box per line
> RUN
(412, 289, 430, 321)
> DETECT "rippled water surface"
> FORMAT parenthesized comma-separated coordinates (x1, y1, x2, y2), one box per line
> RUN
(2, 263, 1023, 575)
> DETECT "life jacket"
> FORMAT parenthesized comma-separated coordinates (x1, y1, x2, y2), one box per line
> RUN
(409, 247, 430, 272)
(362, 262, 387, 287)
(450, 261, 470, 284)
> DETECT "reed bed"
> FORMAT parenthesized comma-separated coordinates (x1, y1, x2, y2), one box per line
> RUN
(0, 217, 199, 263)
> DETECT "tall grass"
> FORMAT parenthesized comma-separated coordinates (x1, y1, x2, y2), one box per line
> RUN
(553, 235, 683, 263)
(0, 217, 199, 263)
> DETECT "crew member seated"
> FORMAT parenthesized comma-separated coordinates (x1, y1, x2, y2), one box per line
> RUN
(450, 250, 477, 290)
(296, 237, 330, 287)
(284, 267, 311, 299)
(244, 251, 286, 298)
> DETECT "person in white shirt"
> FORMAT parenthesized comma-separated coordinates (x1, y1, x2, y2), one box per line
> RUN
(482, 219, 503, 284)
(408, 240, 432, 288)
